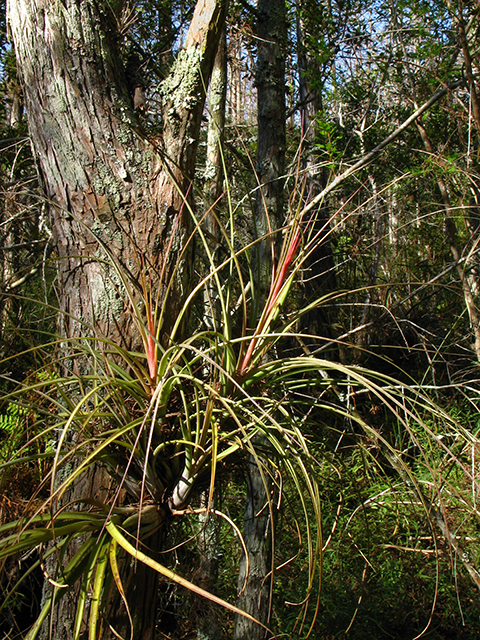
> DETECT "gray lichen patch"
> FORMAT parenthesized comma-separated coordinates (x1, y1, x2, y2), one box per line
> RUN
(88, 260, 124, 323)
(160, 48, 203, 115)
(91, 217, 123, 251)
(90, 158, 129, 210)
(115, 120, 138, 148)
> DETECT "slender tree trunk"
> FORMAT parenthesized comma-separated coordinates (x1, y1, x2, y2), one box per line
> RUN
(354, 120, 383, 351)
(196, 35, 227, 640)
(251, 0, 286, 306)
(234, 457, 274, 640)
(7, 70, 23, 127)
(296, 7, 336, 348)
(204, 21, 227, 289)
(416, 118, 480, 362)
(203, 26, 226, 333)
(254, 0, 286, 236)
(205, 26, 227, 207)
(228, 27, 242, 124)
(196, 494, 221, 640)
(234, 0, 285, 637)
(7, 0, 227, 637)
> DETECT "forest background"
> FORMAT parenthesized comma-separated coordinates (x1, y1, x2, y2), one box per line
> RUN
(1, 0, 480, 638)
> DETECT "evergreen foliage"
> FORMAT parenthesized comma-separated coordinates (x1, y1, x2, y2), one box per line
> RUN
(1, 0, 480, 637)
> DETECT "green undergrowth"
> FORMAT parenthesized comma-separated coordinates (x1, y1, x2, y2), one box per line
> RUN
(0, 176, 479, 639)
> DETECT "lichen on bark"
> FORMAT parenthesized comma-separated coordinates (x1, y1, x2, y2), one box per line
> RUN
(161, 48, 203, 117)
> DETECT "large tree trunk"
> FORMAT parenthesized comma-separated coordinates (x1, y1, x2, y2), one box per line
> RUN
(7, 0, 227, 637)
(8, 0, 226, 344)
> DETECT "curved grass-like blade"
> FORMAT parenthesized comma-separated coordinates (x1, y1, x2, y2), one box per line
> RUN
(88, 536, 110, 640)
(109, 538, 134, 640)
(105, 519, 269, 632)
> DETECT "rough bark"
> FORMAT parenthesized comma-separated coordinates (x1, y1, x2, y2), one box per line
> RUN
(228, 23, 243, 124)
(8, 0, 227, 345)
(254, 0, 286, 248)
(296, 12, 323, 198)
(7, 72, 23, 127)
(7, 0, 227, 637)
(205, 25, 227, 209)
(196, 495, 221, 640)
(234, 458, 273, 640)
(195, 43, 227, 639)
(203, 25, 227, 333)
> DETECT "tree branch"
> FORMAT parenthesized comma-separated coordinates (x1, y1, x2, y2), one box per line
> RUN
(301, 79, 465, 217)
(2, 266, 38, 293)
(236, 0, 259, 17)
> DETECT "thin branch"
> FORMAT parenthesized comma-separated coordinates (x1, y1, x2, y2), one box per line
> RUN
(301, 79, 465, 217)
(315, 255, 471, 355)
(2, 266, 38, 293)
(236, 0, 259, 17)
(0, 240, 45, 252)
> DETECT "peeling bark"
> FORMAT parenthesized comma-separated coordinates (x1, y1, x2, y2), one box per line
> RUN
(7, 0, 227, 637)
(8, 0, 227, 344)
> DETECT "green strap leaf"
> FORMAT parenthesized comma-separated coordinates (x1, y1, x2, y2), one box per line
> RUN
(109, 537, 133, 640)
(89, 537, 110, 640)
(105, 519, 269, 632)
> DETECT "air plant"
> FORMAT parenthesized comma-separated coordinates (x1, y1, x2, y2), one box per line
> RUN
(0, 169, 478, 640)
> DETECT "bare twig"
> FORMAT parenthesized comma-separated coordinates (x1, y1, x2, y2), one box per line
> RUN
(301, 80, 465, 217)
